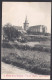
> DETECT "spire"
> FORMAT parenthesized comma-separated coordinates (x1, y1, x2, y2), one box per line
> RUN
(25, 16, 28, 23)
(26, 16, 27, 21)
(24, 16, 29, 30)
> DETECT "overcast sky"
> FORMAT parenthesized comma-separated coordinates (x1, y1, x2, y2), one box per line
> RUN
(2, 2, 51, 33)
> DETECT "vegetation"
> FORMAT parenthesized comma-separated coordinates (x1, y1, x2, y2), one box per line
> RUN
(1, 42, 50, 75)
(1, 41, 51, 53)
(3, 23, 21, 40)
(2, 23, 51, 42)
(2, 23, 51, 75)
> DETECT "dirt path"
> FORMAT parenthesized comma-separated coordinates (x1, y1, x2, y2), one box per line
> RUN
(1, 62, 50, 79)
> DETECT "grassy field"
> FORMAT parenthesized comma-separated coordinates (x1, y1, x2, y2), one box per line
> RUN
(1, 41, 51, 75)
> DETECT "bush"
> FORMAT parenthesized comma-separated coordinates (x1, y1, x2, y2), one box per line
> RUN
(12, 43, 51, 52)
(1, 42, 13, 48)
(2, 41, 51, 53)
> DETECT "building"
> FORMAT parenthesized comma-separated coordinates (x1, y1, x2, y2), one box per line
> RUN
(13, 26, 25, 33)
(27, 25, 47, 34)
(23, 17, 47, 34)
(24, 16, 29, 31)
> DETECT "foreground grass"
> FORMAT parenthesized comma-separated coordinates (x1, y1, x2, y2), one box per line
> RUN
(1, 42, 51, 75)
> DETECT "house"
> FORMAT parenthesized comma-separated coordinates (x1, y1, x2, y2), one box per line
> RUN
(13, 26, 24, 33)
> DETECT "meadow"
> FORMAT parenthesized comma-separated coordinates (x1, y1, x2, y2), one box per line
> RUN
(1, 40, 51, 75)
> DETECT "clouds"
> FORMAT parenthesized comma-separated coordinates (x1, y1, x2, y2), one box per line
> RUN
(2, 2, 51, 33)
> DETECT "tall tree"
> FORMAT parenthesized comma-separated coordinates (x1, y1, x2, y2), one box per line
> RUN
(3, 23, 21, 40)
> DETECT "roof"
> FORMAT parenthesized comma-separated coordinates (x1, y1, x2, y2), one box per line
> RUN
(13, 26, 23, 30)
(30, 25, 42, 28)
(28, 25, 46, 31)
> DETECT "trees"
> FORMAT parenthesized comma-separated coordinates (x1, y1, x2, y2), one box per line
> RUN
(3, 23, 21, 40)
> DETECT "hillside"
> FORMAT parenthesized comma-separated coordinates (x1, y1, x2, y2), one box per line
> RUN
(1, 40, 51, 75)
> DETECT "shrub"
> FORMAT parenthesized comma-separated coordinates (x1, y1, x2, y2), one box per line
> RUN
(1, 42, 13, 48)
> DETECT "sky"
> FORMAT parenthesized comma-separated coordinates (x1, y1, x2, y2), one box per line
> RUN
(2, 2, 51, 33)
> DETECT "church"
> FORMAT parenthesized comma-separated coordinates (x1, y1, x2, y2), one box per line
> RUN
(23, 16, 47, 34)
(12, 16, 47, 34)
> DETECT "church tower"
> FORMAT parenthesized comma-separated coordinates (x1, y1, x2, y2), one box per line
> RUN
(24, 16, 29, 31)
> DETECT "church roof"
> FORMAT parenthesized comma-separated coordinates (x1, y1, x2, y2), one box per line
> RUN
(29, 25, 46, 29)
(27, 25, 46, 31)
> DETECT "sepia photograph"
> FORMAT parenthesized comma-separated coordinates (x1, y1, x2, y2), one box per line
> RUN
(1, 2, 51, 79)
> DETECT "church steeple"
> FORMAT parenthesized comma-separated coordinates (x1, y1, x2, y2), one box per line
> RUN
(25, 16, 28, 23)
(24, 16, 29, 31)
